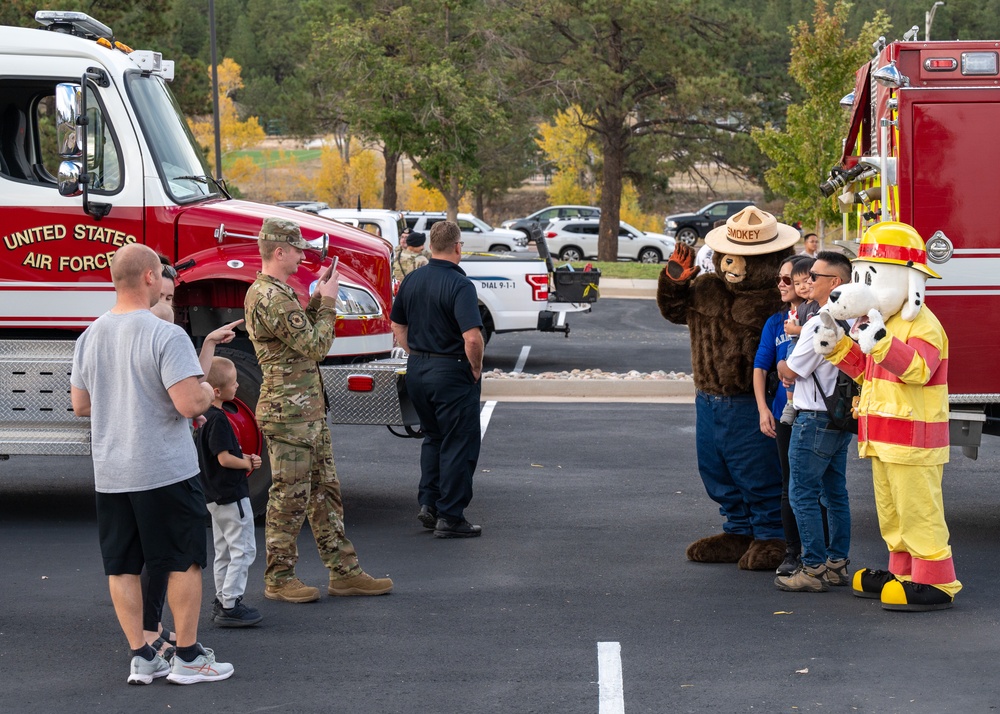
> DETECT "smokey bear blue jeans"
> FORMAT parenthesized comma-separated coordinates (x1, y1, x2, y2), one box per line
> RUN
(695, 391, 783, 540)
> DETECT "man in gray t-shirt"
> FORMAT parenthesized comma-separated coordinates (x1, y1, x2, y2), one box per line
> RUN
(70, 244, 234, 685)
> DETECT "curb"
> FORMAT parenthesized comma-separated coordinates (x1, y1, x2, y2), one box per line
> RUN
(597, 278, 657, 299)
(482, 377, 695, 401)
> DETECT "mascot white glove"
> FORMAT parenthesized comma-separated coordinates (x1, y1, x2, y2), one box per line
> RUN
(851, 308, 887, 354)
(813, 311, 845, 356)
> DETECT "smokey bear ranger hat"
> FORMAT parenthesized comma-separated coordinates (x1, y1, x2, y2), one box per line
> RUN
(705, 206, 801, 256)
(259, 217, 309, 250)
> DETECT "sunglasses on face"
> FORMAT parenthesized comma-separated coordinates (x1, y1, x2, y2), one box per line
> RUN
(777, 275, 793, 286)
(809, 271, 837, 281)
(161, 265, 178, 279)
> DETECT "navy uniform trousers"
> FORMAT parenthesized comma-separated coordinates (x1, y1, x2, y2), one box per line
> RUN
(405, 354, 481, 520)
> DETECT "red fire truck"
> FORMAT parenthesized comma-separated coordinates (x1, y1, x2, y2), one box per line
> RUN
(833, 36, 1000, 457)
(0, 12, 418, 512)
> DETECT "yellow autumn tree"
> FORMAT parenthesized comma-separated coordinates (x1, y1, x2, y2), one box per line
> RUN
(305, 144, 384, 208)
(536, 107, 599, 206)
(188, 58, 266, 172)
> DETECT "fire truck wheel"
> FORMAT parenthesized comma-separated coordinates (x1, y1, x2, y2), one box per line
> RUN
(216, 347, 271, 517)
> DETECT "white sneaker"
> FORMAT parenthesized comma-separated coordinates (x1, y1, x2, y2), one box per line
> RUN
(127, 653, 170, 685)
(166, 644, 234, 684)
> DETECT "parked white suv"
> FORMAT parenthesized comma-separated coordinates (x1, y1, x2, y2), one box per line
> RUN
(543, 218, 675, 263)
(403, 212, 529, 253)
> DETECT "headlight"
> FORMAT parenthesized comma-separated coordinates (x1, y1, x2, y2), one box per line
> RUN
(666, 220, 677, 228)
(307, 280, 382, 317)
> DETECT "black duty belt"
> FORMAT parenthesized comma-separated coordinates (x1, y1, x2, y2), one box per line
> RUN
(410, 351, 468, 361)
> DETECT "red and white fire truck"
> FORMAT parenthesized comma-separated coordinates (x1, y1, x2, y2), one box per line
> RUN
(833, 36, 1000, 457)
(0, 11, 420, 512)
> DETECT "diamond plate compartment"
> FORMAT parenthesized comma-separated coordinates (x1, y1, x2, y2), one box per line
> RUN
(323, 358, 412, 426)
(0, 340, 91, 455)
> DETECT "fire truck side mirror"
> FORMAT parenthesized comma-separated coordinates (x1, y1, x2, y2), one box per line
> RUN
(55, 83, 82, 159)
(55, 82, 84, 197)
(57, 160, 83, 197)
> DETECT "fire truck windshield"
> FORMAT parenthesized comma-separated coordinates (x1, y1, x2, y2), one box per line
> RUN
(126, 72, 219, 204)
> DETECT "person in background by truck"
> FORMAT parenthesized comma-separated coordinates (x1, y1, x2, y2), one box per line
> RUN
(392, 230, 431, 281)
(245, 217, 393, 602)
(390, 221, 485, 538)
(70, 243, 234, 685)
(801, 233, 821, 259)
(159, 257, 176, 310)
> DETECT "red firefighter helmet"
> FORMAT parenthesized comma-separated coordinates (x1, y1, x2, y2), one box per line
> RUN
(855, 221, 941, 279)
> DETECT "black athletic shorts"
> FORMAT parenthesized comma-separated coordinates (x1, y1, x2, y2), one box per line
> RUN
(96, 477, 209, 576)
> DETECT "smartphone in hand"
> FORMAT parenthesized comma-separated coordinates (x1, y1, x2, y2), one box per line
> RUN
(322, 256, 339, 282)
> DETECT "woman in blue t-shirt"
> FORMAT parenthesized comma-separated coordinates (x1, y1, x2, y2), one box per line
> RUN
(753, 254, 812, 577)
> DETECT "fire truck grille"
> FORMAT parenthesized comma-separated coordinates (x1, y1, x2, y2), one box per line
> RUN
(0, 340, 91, 456)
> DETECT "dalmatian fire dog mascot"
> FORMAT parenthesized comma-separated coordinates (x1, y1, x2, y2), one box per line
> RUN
(658, 206, 797, 570)
(814, 221, 960, 611)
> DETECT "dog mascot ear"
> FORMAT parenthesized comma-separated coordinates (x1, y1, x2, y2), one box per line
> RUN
(901, 267, 926, 322)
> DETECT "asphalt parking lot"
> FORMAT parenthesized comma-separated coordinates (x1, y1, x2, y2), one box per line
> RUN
(2, 299, 999, 713)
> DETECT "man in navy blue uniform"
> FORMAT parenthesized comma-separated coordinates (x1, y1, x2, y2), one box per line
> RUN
(390, 220, 485, 538)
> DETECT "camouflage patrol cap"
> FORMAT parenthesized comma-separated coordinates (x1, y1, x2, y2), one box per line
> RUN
(259, 217, 308, 249)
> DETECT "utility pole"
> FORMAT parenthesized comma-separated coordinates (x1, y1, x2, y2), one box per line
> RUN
(209, 0, 223, 180)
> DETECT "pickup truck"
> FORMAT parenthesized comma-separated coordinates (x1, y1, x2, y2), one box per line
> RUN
(312, 210, 600, 341)
(461, 239, 599, 342)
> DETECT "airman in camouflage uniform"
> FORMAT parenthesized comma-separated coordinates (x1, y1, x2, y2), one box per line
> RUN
(392, 230, 431, 281)
(244, 217, 393, 603)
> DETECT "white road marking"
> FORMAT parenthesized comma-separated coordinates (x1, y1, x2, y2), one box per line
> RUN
(480, 400, 497, 440)
(513, 345, 531, 374)
(598, 641, 625, 714)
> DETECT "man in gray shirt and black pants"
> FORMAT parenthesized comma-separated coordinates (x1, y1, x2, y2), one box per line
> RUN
(71, 243, 234, 685)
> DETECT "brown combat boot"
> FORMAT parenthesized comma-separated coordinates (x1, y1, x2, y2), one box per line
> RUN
(264, 577, 320, 603)
(328, 571, 394, 596)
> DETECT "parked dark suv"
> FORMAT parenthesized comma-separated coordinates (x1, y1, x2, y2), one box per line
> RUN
(663, 200, 754, 246)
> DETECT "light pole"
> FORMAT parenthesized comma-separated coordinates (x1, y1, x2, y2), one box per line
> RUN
(926, 1, 945, 41)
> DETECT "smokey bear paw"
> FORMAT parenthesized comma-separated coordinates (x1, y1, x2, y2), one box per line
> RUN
(686, 533, 754, 563)
(737, 538, 787, 571)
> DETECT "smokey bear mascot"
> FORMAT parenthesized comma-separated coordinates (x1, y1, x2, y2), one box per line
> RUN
(815, 221, 959, 611)
(658, 206, 797, 570)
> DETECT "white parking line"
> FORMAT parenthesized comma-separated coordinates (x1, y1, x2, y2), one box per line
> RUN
(480, 400, 497, 440)
(598, 641, 625, 714)
(513, 345, 531, 374)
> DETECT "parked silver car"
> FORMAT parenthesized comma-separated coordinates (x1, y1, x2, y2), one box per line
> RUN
(543, 218, 675, 263)
(403, 212, 529, 253)
(500, 205, 601, 243)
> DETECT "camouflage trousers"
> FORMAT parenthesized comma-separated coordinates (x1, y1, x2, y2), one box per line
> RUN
(260, 419, 360, 586)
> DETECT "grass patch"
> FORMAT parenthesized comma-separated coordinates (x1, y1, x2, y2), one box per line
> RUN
(557, 260, 664, 279)
(227, 149, 324, 167)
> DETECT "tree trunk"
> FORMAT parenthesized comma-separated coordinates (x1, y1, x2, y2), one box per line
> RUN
(475, 188, 485, 220)
(597, 126, 627, 262)
(382, 148, 399, 210)
(445, 174, 460, 222)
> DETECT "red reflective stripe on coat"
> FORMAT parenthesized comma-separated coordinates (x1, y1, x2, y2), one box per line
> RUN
(860, 414, 950, 449)
(880, 336, 917, 376)
(837, 340, 866, 380)
(870, 358, 948, 386)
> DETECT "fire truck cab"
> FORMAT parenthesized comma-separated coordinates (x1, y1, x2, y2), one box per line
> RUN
(0, 12, 413, 512)
(835, 37, 1000, 457)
